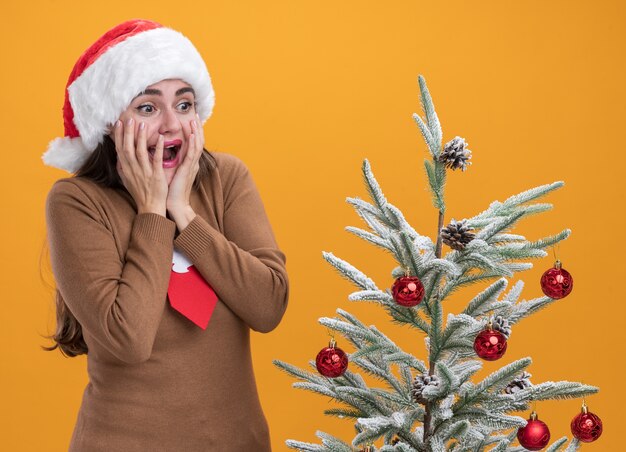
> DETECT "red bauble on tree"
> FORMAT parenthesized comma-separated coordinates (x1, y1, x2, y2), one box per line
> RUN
(391, 275, 425, 307)
(571, 400, 603, 443)
(315, 338, 348, 378)
(540, 260, 573, 299)
(473, 324, 508, 361)
(517, 411, 551, 451)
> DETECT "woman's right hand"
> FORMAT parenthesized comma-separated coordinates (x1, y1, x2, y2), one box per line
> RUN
(113, 118, 168, 216)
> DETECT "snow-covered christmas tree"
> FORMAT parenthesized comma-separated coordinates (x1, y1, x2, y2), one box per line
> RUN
(273, 75, 602, 451)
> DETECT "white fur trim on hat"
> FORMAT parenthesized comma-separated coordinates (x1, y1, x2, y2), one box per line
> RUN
(42, 136, 94, 173)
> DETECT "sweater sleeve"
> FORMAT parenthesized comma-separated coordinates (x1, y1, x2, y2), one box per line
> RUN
(46, 180, 176, 364)
(173, 156, 289, 333)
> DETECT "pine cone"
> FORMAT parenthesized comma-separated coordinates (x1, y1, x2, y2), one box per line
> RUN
(490, 315, 512, 339)
(412, 373, 439, 404)
(505, 371, 533, 394)
(439, 136, 472, 171)
(441, 219, 475, 251)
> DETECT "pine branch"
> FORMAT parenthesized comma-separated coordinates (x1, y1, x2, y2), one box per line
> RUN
(322, 251, 379, 291)
(564, 437, 581, 452)
(348, 289, 394, 304)
(385, 203, 435, 252)
(424, 160, 446, 212)
(475, 211, 526, 243)
(437, 313, 485, 363)
(352, 208, 394, 243)
(428, 435, 446, 452)
(285, 439, 326, 451)
(413, 112, 437, 158)
(273, 359, 330, 386)
(455, 358, 532, 411)
(417, 74, 443, 155)
(286, 430, 353, 451)
(362, 158, 391, 217)
(324, 407, 366, 420)
(491, 233, 526, 243)
(292, 382, 339, 399)
(428, 291, 444, 364)
(354, 410, 422, 447)
(503, 280, 524, 304)
(488, 427, 518, 452)
(349, 342, 388, 360)
(502, 262, 533, 272)
(449, 359, 483, 385)
(524, 229, 571, 250)
(319, 317, 377, 342)
(472, 182, 564, 221)
(546, 436, 568, 452)
(433, 419, 471, 445)
(336, 386, 391, 416)
(486, 244, 547, 261)
(421, 256, 461, 280)
(346, 196, 395, 228)
(371, 387, 414, 406)
(380, 442, 420, 452)
(345, 226, 392, 252)
(396, 231, 426, 277)
(506, 296, 557, 325)
(501, 181, 564, 209)
(463, 278, 509, 317)
(390, 353, 428, 380)
(383, 301, 431, 335)
(441, 270, 511, 298)
(476, 412, 527, 430)
(513, 381, 599, 402)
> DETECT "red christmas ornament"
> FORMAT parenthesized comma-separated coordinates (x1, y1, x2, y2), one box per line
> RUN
(540, 260, 573, 299)
(316, 338, 348, 378)
(571, 401, 603, 443)
(473, 325, 508, 361)
(517, 411, 551, 451)
(391, 275, 425, 307)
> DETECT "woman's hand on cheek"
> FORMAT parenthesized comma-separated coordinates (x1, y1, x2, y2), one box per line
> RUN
(113, 118, 168, 216)
(166, 116, 203, 230)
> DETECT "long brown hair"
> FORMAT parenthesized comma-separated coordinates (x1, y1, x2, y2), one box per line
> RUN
(41, 134, 217, 357)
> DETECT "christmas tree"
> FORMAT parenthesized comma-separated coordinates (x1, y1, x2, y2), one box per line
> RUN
(273, 75, 601, 451)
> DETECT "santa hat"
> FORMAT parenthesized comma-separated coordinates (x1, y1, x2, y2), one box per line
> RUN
(42, 19, 215, 173)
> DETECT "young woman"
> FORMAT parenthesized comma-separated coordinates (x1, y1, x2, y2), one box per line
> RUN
(42, 19, 289, 451)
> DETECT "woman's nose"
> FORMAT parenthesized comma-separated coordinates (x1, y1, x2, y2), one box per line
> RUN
(158, 108, 181, 135)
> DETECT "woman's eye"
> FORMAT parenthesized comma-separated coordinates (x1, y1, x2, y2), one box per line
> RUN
(137, 104, 155, 114)
(178, 101, 193, 112)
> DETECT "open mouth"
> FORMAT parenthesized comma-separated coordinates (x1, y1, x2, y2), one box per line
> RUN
(148, 140, 182, 162)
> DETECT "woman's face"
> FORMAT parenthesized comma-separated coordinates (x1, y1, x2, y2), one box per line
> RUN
(112, 78, 197, 185)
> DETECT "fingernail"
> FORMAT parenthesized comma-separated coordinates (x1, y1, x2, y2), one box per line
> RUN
(127, 118, 134, 126)
(139, 122, 145, 130)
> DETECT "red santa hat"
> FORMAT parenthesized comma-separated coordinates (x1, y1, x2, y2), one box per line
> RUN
(42, 19, 215, 173)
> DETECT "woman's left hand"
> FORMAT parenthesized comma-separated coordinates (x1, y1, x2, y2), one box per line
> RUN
(167, 114, 205, 230)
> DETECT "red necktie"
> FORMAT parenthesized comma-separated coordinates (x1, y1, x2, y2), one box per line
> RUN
(168, 249, 218, 329)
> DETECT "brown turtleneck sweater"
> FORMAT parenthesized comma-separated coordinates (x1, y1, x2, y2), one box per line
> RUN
(46, 151, 289, 451)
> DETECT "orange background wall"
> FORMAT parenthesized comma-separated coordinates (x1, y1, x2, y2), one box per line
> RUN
(1, 1, 623, 450)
